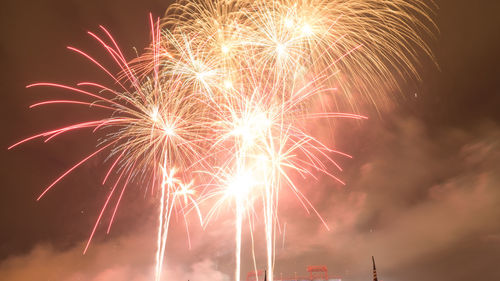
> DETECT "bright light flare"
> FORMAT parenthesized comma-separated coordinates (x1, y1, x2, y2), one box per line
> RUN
(227, 171, 255, 200)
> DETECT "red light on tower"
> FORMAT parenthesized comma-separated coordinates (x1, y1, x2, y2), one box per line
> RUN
(307, 265, 328, 280)
(246, 270, 265, 281)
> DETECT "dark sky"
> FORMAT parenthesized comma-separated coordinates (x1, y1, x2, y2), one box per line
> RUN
(1, 1, 500, 280)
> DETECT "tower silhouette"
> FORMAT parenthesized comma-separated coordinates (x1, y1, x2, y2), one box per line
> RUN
(372, 256, 378, 281)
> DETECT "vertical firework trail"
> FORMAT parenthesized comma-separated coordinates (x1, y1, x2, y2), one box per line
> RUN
(10, 0, 435, 280)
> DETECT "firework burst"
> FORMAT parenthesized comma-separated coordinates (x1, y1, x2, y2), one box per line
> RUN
(11, 0, 434, 281)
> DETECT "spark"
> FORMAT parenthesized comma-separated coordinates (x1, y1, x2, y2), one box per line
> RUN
(221, 44, 231, 54)
(301, 23, 313, 36)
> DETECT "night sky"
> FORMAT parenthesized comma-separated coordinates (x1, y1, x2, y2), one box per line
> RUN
(1, 1, 500, 280)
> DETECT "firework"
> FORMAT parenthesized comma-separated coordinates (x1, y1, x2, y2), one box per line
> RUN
(11, 0, 434, 281)
(10, 17, 210, 280)
(160, 1, 433, 280)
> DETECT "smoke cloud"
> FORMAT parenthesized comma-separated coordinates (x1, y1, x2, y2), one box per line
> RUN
(1, 118, 499, 281)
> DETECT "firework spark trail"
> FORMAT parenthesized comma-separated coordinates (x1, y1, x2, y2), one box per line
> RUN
(161, 1, 433, 280)
(11, 0, 434, 281)
(11, 15, 209, 281)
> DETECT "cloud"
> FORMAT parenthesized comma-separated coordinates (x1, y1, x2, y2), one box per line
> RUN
(0, 230, 229, 281)
(272, 118, 500, 280)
